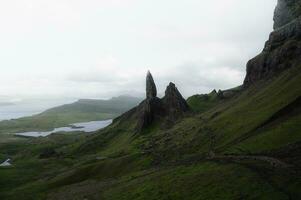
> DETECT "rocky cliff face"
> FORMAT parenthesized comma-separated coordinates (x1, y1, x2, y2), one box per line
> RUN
(136, 97, 165, 132)
(244, 0, 301, 86)
(163, 83, 189, 122)
(274, 0, 301, 30)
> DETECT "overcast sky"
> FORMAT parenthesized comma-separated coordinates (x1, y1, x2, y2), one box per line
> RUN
(0, 0, 277, 104)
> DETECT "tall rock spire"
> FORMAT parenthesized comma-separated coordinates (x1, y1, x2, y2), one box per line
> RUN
(146, 71, 157, 99)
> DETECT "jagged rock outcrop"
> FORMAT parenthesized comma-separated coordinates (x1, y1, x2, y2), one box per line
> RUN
(146, 71, 157, 99)
(136, 97, 165, 132)
(134, 72, 189, 132)
(136, 71, 163, 131)
(244, 0, 301, 87)
(163, 83, 189, 122)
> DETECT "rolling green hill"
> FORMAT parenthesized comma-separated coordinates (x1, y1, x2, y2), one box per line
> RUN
(0, 95, 142, 134)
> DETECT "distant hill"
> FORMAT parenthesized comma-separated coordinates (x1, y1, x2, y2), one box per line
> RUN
(0, 95, 142, 133)
(44, 95, 142, 115)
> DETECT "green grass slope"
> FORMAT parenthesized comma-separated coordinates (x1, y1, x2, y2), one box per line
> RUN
(0, 96, 142, 134)
(187, 87, 242, 113)
(208, 65, 301, 154)
(187, 90, 222, 113)
(0, 65, 300, 199)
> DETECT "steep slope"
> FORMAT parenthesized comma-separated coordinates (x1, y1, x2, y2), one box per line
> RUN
(206, 65, 301, 154)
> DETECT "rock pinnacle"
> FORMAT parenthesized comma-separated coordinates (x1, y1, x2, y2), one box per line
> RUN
(146, 71, 157, 99)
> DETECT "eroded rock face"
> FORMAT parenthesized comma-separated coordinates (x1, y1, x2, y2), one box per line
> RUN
(136, 97, 165, 132)
(163, 82, 189, 122)
(135, 71, 162, 132)
(146, 71, 157, 99)
(244, 0, 301, 87)
(274, 0, 301, 30)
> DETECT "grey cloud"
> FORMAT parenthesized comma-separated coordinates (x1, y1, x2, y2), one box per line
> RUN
(0, 0, 277, 103)
(155, 60, 245, 96)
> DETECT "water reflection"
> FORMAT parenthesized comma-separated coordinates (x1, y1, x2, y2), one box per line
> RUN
(15, 119, 112, 137)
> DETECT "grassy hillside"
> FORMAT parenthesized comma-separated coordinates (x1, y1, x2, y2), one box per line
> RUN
(187, 90, 222, 113)
(187, 87, 242, 113)
(0, 96, 142, 134)
(0, 64, 300, 199)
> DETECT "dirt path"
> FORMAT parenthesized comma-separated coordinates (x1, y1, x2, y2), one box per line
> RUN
(209, 153, 291, 168)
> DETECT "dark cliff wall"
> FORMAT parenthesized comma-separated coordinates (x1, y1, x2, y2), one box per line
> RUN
(243, 0, 301, 87)
(274, 0, 301, 29)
